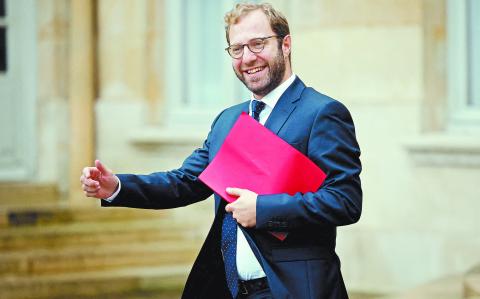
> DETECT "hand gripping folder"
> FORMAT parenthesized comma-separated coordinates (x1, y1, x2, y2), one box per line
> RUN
(199, 113, 326, 240)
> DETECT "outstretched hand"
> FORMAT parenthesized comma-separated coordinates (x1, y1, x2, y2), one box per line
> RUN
(225, 187, 257, 228)
(80, 160, 119, 199)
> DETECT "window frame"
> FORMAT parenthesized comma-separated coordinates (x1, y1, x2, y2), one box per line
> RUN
(163, 0, 249, 128)
(447, 0, 480, 131)
(0, 0, 6, 72)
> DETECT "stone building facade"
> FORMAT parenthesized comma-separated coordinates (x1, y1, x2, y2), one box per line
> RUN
(0, 0, 479, 297)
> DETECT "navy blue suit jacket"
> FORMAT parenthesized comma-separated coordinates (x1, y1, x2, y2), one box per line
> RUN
(103, 77, 362, 299)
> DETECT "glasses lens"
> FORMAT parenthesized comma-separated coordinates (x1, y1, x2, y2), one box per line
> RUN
(229, 45, 243, 58)
(250, 39, 265, 52)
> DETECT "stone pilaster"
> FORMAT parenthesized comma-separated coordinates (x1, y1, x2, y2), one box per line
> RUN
(422, 0, 447, 132)
(68, 0, 95, 205)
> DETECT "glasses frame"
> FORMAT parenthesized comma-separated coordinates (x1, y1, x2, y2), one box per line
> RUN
(225, 35, 281, 59)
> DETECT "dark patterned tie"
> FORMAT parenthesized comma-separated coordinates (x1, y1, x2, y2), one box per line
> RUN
(252, 99, 266, 122)
(221, 99, 266, 298)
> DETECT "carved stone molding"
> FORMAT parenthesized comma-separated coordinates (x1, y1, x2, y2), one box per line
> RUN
(405, 134, 480, 167)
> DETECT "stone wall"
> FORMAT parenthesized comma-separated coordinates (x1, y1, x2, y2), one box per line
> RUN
(89, 0, 480, 294)
(2, 0, 479, 296)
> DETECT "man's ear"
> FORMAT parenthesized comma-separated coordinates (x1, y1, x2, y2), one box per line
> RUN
(282, 34, 291, 57)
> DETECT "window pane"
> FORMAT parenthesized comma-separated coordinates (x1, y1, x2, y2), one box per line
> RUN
(0, 0, 5, 17)
(0, 27, 6, 72)
(468, 0, 480, 106)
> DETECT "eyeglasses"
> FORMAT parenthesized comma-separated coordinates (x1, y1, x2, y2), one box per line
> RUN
(225, 36, 280, 59)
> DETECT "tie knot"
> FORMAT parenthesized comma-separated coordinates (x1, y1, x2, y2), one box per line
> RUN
(252, 100, 266, 121)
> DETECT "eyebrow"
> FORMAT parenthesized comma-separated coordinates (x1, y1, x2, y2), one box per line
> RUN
(230, 36, 270, 46)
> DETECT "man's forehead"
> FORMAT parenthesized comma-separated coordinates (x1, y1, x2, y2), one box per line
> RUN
(228, 11, 273, 44)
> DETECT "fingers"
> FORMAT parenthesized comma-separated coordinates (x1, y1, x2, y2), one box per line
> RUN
(80, 166, 101, 196)
(225, 187, 242, 213)
(82, 166, 100, 180)
(225, 203, 234, 213)
(82, 183, 100, 197)
(84, 190, 99, 197)
(226, 187, 244, 196)
(83, 187, 99, 194)
(95, 160, 111, 176)
(80, 161, 114, 199)
(82, 178, 99, 190)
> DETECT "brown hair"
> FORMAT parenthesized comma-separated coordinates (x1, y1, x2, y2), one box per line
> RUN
(224, 2, 290, 46)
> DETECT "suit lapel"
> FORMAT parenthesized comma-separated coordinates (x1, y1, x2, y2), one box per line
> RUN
(264, 77, 306, 135)
(241, 102, 249, 114)
(212, 79, 306, 214)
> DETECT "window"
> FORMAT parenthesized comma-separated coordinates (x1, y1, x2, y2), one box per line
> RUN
(467, 0, 480, 107)
(0, 0, 6, 72)
(447, 0, 480, 130)
(164, 0, 249, 126)
(0, 0, 4, 16)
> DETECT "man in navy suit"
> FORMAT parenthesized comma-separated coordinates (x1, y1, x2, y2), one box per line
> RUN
(80, 3, 361, 298)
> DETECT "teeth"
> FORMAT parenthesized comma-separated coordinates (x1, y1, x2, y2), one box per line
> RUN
(247, 67, 263, 74)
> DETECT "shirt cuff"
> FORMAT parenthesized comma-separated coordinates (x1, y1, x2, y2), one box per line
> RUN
(103, 177, 121, 202)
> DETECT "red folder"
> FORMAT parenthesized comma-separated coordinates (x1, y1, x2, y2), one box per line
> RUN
(199, 112, 326, 240)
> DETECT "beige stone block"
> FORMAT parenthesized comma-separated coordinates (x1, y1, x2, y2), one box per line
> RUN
(37, 1, 69, 100)
(293, 26, 423, 104)
(335, 101, 480, 294)
(0, 265, 189, 299)
(381, 274, 464, 299)
(37, 41, 69, 100)
(344, 103, 421, 229)
(0, 184, 60, 207)
(337, 228, 480, 294)
(98, 0, 148, 100)
(273, 0, 421, 29)
(37, 0, 69, 41)
(0, 210, 6, 228)
(465, 265, 480, 298)
(0, 218, 195, 251)
(0, 241, 198, 275)
(36, 100, 69, 184)
(409, 166, 480, 233)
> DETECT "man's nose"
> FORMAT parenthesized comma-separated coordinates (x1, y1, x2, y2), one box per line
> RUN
(242, 46, 257, 63)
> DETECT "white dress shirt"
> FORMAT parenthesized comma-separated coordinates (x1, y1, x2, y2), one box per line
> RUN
(105, 73, 298, 281)
(236, 73, 296, 280)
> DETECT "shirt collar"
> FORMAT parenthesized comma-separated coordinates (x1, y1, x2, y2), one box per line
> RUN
(249, 73, 297, 110)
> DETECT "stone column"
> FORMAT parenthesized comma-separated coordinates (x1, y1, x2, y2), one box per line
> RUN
(145, 0, 166, 125)
(96, 0, 165, 122)
(97, 0, 147, 101)
(422, 0, 446, 132)
(68, 0, 96, 205)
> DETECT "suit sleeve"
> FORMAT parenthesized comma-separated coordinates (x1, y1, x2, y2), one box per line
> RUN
(100, 116, 223, 210)
(256, 100, 362, 230)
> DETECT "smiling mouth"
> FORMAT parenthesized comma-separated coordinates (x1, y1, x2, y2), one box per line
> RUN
(245, 66, 265, 74)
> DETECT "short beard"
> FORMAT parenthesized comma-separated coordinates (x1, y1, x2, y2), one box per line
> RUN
(235, 50, 286, 97)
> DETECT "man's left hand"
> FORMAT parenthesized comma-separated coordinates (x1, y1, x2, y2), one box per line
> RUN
(225, 187, 257, 228)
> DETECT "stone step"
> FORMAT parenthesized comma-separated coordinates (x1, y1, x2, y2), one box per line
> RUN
(349, 292, 384, 299)
(0, 183, 60, 208)
(464, 264, 480, 298)
(0, 218, 205, 251)
(0, 205, 164, 229)
(0, 240, 200, 276)
(381, 274, 464, 299)
(0, 264, 191, 299)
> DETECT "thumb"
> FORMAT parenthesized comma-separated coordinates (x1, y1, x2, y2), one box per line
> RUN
(225, 203, 234, 213)
(95, 159, 112, 176)
(226, 187, 243, 197)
